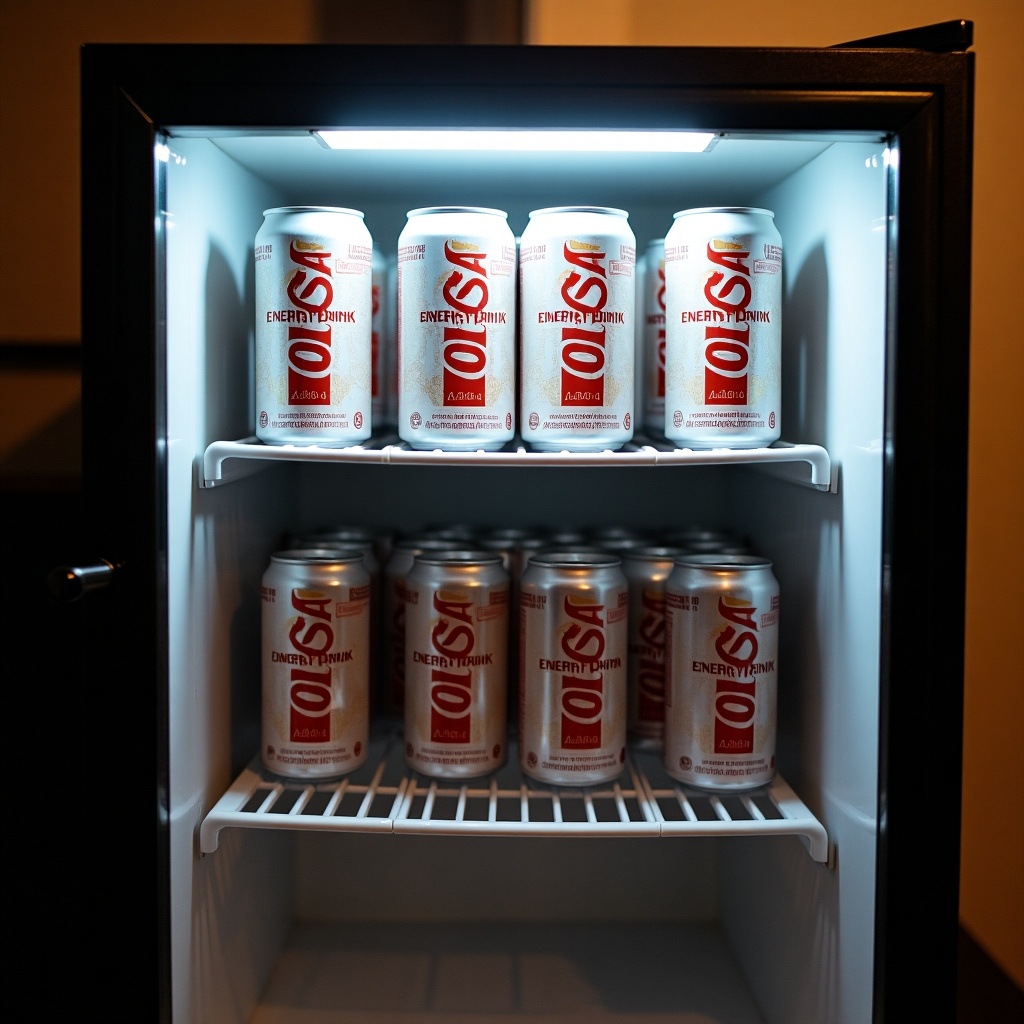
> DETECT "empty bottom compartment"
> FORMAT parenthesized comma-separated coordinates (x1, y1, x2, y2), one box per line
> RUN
(249, 920, 766, 1023)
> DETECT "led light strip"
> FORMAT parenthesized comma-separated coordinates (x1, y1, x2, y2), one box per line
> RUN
(314, 128, 715, 153)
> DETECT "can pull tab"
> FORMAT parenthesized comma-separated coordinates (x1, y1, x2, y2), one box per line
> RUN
(47, 558, 123, 602)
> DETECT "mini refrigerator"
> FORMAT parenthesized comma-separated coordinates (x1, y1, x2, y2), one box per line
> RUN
(73, 19, 973, 1023)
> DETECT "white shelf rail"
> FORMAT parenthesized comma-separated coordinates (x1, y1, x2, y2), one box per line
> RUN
(200, 435, 834, 490)
(199, 732, 829, 862)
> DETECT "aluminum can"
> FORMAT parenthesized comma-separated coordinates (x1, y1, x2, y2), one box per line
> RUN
(663, 207, 782, 448)
(633, 246, 646, 421)
(622, 545, 684, 749)
(404, 549, 510, 777)
(381, 535, 466, 719)
(371, 246, 388, 428)
(519, 207, 636, 451)
(385, 250, 399, 428)
(287, 528, 383, 710)
(261, 548, 371, 778)
(519, 550, 629, 785)
(397, 207, 517, 450)
(663, 554, 779, 790)
(641, 237, 667, 436)
(661, 526, 753, 555)
(255, 206, 373, 446)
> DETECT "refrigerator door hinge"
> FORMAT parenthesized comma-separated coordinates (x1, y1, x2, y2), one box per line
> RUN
(831, 19, 973, 53)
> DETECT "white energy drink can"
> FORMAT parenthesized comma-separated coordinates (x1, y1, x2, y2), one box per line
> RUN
(255, 206, 373, 446)
(634, 245, 646, 422)
(519, 207, 636, 451)
(261, 548, 371, 779)
(385, 250, 399, 428)
(397, 207, 517, 450)
(404, 549, 510, 777)
(641, 237, 667, 436)
(371, 246, 387, 428)
(519, 550, 629, 785)
(664, 554, 779, 790)
(622, 544, 684, 749)
(663, 207, 782, 448)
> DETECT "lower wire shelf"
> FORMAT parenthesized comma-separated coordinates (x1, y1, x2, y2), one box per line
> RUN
(200, 731, 829, 861)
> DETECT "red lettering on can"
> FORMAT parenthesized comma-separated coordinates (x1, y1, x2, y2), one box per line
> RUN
(287, 242, 333, 405)
(371, 281, 381, 400)
(288, 589, 334, 742)
(560, 596, 606, 747)
(702, 244, 751, 406)
(442, 241, 489, 406)
(560, 243, 608, 407)
(429, 590, 475, 743)
(712, 596, 758, 753)
(637, 589, 665, 724)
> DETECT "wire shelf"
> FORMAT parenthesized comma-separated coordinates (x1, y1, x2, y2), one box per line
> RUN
(200, 731, 829, 861)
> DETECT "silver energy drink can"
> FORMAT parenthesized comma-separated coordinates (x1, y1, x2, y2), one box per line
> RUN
(255, 206, 373, 446)
(288, 527, 383, 708)
(663, 207, 782, 448)
(622, 544, 685, 749)
(641, 237, 667, 436)
(404, 549, 510, 777)
(397, 207, 517, 450)
(261, 548, 372, 779)
(519, 550, 629, 786)
(664, 554, 780, 790)
(381, 535, 468, 719)
(519, 206, 636, 451)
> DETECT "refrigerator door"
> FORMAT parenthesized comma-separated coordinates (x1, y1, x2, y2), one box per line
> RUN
(78, 33, 971, 1024)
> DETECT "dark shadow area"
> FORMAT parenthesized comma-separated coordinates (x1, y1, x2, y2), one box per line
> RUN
(957, 926, 1024, 1024)
(314, 0, 524, 44)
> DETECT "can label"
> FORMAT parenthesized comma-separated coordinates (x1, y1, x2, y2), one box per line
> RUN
(664, 558, 778, 790)
(371, 247, 387, 423)
(261, 557, 371, 778)
(398, 208, 517, 450)
(628, 583, 668, 742)
(663, 208, 781, 449)
(642, 239, 666, 435)
(519, 208, 635, 451)
(255, 207, 373, 446)
(519, 562, 629, 784)
(404, 559, 509, 776)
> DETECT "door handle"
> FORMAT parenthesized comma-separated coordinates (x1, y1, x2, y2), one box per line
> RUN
(47, 558, 123, 601)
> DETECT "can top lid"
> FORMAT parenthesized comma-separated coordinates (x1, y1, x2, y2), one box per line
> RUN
(623, 544, 688, 562)
(528, 549, 622, 569)
(406, 206, 508, 219)
(672, 207, 774, 219)
(529, 206, 628, 219)
(262, 206, 365, 218)
(412, 548, 505, 568)
(271, 546, 367, 564)
(673, 553, 772, 569)
(392, 535, 469, 553)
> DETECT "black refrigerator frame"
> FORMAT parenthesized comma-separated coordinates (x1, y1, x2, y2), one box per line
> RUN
(78, 29, 974, 1021)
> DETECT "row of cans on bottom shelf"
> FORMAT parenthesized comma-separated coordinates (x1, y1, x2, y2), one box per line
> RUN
(260, 531, 779, 792)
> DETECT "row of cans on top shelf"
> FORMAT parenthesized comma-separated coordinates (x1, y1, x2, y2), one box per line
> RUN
(260, 522, 779, 792)
(255, 204, 782, 453)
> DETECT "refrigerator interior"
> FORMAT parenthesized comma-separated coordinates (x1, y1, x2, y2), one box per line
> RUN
(163, 128, 886, 1023)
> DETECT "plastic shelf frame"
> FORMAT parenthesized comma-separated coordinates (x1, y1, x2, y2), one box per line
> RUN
(200, 434, 836, 491)
(200, 732, 830, 862)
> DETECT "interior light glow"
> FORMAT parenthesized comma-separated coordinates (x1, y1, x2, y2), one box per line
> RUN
(314, 129, 716, 153)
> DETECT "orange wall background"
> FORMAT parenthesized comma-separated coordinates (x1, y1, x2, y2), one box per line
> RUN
(1, 0, 1020, 989)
